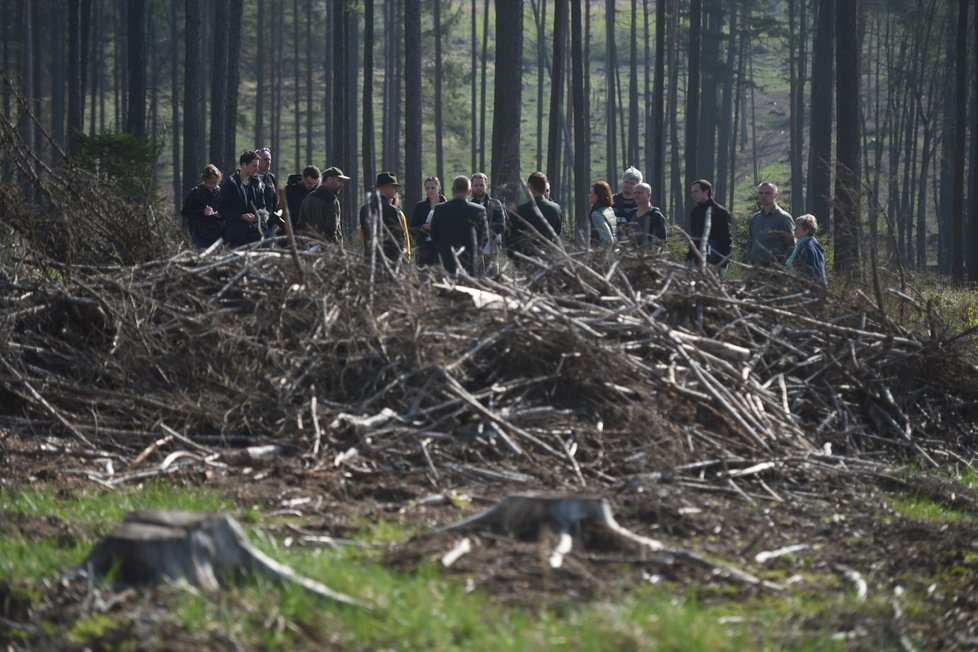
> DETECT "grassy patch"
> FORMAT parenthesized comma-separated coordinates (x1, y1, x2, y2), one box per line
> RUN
(887, 494, 972, 525)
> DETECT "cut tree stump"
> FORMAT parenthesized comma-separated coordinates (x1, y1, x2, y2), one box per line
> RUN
(81, 510, 367, 607)
(432, 494, 782, 591)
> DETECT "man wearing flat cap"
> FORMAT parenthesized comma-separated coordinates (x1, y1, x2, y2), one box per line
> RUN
(359, 171, 411, 264)
(298, 166, 350, 243)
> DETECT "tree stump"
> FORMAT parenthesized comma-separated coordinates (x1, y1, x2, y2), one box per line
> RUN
(82, 510, 366, 607)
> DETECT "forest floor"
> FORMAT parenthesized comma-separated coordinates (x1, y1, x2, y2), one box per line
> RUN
(3, 427, 978, 650)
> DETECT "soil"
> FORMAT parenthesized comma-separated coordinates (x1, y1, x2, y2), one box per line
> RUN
(3, 428, 978, 650)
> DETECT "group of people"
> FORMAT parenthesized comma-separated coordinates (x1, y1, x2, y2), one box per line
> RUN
(181, 150, 827, 287)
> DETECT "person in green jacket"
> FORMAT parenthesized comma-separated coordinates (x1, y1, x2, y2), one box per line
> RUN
(747, 182, 795, 265)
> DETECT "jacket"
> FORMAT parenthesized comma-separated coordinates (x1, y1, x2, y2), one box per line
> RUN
(298, 184, 342, 243)
(509, 195, 562, 257)
(747, 205, 795, 265)
(285, 174, 315, 230)
(181, 183, 224, 242)
(430, 196, 489, 275)
(359, 194, 411, 263)
(219, 171, 271, 247)
(687, 198, 732, 265)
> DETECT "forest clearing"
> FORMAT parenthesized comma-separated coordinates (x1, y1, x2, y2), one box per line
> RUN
(3, 0, 978, 648)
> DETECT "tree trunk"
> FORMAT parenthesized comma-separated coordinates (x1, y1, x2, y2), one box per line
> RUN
(18, 0, 33, 159)
(332, 0, 349, 172)
(787, 0, 803, 213)
(628, 0, 639, 167)
(224, 0, 242, 174)
(208, 0, 229, 165)
(683, 0, 702, 225)
(534, 0, 545, 171)
(404, 0, 422, 210)
(434, 0, 445, 184)
(255, 0, 264, 149)
(362, 0, 375, 185)
(571, 0, 590, 241)
(68, 0, 84, 153)
(479, 0, 490, 173)
(491, 0, 523, 202)
(547, 0, 568, 198)
(471, 0, 478, 172)
(808, 0, 833, 230)
(695, 0, 721, 184)
(833, 0, 862, 277)
(667, 0, 683, 223)
(182, 0, 204, 195)
(605, 0, 618, 183)
(305, 0, 313, 166)
(651, 0, 665, 205)
(293, 0, 301, 172)
(51, 0, 66, 152)
(324, 1, 333, 161)
(126, 0, 146, 137)
(169, 0, 181, 207)
(970, 9, 978, 281)
(950, 0, 968, 281)
(346, 8, 359, 212)
(714, 0, 736, 208)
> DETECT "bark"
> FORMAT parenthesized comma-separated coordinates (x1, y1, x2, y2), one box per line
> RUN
(714, 0, 736, 209)
(404, 0, 422, 210)
(667, 0, 683, 223)
(255, 0, 265, 149)
(52, 0, 66, 151)
(628, 0, 639, 167)
(571, 0, 590, 241)
(491, 0, 523, 202)
(547, 0, 568, 197)
(224, 0, 242, 174)
(333, 0, 349, 170)
(182, 0, 204, 195)
(169, 0, 181, 207)
(434, 0, 445, 183)
(970, 7, 978, 281)
(479, 0, 490, 172)
(208, 0, 229, 165)
(950, 0, 968, 281)
(471, 0, 478, 171)
(362, 0, 375, 185)
(787, 0, 804, 213)
(68, 0, 84, 152)
(305, 0, 313, 166)
(126, 0, 147, 137)
(808, 0, 833, 231)
(695, 0, 721, 183)
(683, 0, 702, 225)
(651, 0, 665, 205)
(19, 0, 33, 156)
(293, 0, 301, 172)
(833, 0, 862, 277)
(534, 0, 545, 171)
(606, 0, 619, 183)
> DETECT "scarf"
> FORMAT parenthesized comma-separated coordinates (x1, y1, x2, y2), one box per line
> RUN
(785, 235, 813, 269)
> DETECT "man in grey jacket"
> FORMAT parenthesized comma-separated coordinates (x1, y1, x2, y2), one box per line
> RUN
(746, 182, 795, 265)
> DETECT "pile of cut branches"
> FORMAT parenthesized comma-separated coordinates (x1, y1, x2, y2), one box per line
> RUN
(2, 237, 976, 491)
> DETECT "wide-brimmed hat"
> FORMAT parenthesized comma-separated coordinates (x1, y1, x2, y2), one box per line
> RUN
(323, 166, 351, 181)
(373, 171, 401, 188)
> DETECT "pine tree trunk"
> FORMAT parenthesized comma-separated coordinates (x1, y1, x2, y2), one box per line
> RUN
(182, 0, 204, 196)
(479, 0, 490, 173)
(68, 0, 84, 152)
(547, 0, 568, 197)
(491, 0, 523, 201)
(683, 0, 702, 225)
(714, 0, 736, 209)
(695, 0, 720, 183)
(224, 0, 242, 174)
(51, 0, 66, 152)
(304, 0, 313, 166)
(404, 0, 422, 210)
(126, 0, 146, 137)
(533, 0, 545, 172)
(950, 0, 968, 281)
(209, 0, 229, 164)
(255, 0, 265, 149)
(808, 0, 833, 231)
(833, 0, 862, 277)
(667, 0, 683, 223)
(969, 10, 978, 281)
(628, 0, 639, 167)
(19, 0, 34, 158)
(605, 0, 618, 183)
(571, 0, 589, 241)
(651, 0, 665, 205)
(362, 0, 375, 185)
(346, 9, 359, 211)
(434, 0, 445, 184)
(169, 0, 181, 207)
(471, 0, 478, 171)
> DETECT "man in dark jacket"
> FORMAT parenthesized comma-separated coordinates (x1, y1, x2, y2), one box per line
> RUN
(359, 171, 410, 264)
(285, 165, 320, 230)
(685, 179, 733, 274)
(298, 166, 349, 243)
(182, 164, 224, 250)
(219, 150, 273, 248)
(508, 171, 562, 257)
(431, 175, 489, 275)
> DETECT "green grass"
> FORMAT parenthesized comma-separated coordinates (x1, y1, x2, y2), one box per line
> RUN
(888, 494, 973, 525)
(0, 483, 930, 650)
